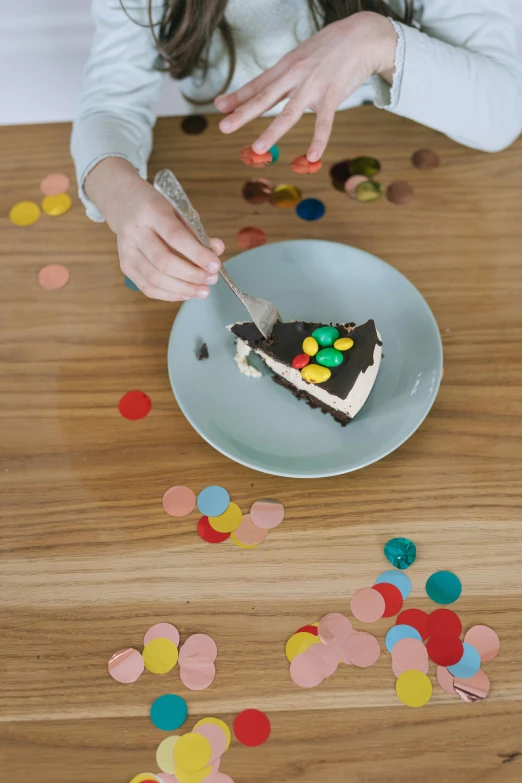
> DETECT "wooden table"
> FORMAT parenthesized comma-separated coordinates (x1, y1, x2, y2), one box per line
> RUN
(1, 110, 522, 783)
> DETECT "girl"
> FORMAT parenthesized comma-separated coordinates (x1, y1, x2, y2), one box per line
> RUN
(72, 1, 522, 302)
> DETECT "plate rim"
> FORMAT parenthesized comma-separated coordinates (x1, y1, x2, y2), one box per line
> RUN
(168, 239, 443, 479)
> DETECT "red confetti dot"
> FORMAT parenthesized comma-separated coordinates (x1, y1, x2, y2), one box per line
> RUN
(372, 582, 403, 617)
(197, 516, 231, 544)
(295, 624, 319, 636)
(236, 226, 267, 250)
(427, 608, 462, 638)
(427, 634, 464, 666)
(291, 155, 323, 175)
(118, 390, 151, 420)
(240, 146, 272, 168)
(292, 353, 310, 370)
(396, 608, 430, 641)
(234, 709, 271, 747)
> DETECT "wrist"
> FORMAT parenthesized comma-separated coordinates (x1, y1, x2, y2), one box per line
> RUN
(84, 157, 143, 231)
(355, 11, 398, 79)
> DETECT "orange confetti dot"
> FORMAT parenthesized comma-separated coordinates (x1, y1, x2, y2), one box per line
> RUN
(240, 146, 272, 168)
(291, 155, 323, 175)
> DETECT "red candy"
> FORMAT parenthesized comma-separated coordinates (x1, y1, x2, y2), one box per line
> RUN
(396, 608, 430, 641)
(292, 353, 310, 369)
(427, 634, 464, 666)
(240, 146, 272, 168)
(372, 582, 403, 617)
(295, 624, 319, 636)
(427, 608, 462, 638)
(291, 155, 323, 175)
(197, 516, 231, 544)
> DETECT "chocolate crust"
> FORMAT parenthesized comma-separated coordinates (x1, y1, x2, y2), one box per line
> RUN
(272, 375, 352, 426)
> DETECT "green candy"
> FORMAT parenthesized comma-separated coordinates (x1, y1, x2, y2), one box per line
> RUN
(316, 347, 344, 368)
(311, 326, 339, 347)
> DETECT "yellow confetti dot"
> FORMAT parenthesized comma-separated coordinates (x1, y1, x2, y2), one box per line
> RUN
(208, 502, 242, 533)
(285, 631, 321, 662)
(129, 774, 161, 783)
(231, 531, 258, 549)
(42, 193, 72, 216)
(9, 201, 40, 227)
(174, 732, 212, 773)
(143, 637, 178, 674)
(156, 735, 180, 774)
(396, 670, 433, 708)
(174, 763, 212, 783)
(194, 717, 231, 750)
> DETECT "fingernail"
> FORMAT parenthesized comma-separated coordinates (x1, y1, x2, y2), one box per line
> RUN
(196, 288, 210, 299)
(205, 274, 218, 285)
(208, 261, 220, 272)
(220, 118, 231, 131)
(253, 141, 267, 153)
(307, 150, 319, 162)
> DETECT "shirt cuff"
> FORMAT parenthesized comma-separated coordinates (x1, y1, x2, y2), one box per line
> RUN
(372, 18, 406, 110)
(70, 113, 151, 223)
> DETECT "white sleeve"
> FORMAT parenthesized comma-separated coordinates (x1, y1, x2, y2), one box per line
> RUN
(372, 0, 522, 153)
(71, 0, 164, 222)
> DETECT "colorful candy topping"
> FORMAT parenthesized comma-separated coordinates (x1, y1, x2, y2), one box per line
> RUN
(301, 365, 331, 384)
(302, 336, 319, 356)
(334, 337, 354, 351)
(316, 347, 343, 368)
(292, 353, 310, 369)
(311, 326, 339, 347)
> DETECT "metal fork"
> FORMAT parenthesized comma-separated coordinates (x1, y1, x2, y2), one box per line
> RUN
(154, 169, 281, 339)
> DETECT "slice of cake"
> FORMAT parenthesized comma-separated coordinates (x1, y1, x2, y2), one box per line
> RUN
(228, 320, 382, 426)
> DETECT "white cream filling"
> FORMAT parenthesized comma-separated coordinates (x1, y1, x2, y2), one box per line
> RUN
(233, 337, 262, 378)
(228, 324, 382, 418)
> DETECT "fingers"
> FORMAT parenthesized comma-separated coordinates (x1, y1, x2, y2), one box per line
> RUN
(121, 247, 211, 302)
(150, 204, 222, 274)
(214, 60, 288, 114)
(250, 95, 306, 154)
(307, 102, 336, 162)
(210, 237, 225, 255)
(218, 73, 295, 135)
(143, 231, 218, 287)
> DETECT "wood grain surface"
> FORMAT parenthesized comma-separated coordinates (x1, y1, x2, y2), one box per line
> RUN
(1, 109, 521, 783)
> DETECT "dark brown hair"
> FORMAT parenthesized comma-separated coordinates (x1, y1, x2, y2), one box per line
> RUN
(127, 1, 414, 102)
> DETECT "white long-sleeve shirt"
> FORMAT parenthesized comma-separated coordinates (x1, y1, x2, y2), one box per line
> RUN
(71, 0, 522, 222)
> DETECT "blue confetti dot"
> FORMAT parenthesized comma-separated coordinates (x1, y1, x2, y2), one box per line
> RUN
(296, 198, 325, 221)
(197, 485, 230, 517)
(385, 624, 422, 653)
(376, 570, 412, 600)
(150, 694, 187, 731)
(124, 276, 140, 291)
(447, 643, 481, 679)
(426, 570, 462, 605)
(269, 145, 280, 163)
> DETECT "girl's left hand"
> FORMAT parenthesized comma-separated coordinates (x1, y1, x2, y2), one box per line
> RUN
(215, 11, 397, 162)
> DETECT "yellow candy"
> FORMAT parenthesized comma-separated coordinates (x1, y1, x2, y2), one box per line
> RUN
(302, 336, 319, 356)
(42, 193, 72, 216)
(334, 337, 354, 351)
(301, 365, 331, 384)
(194, 718, 231, 750)
(285, 631, 321, 662)
(395, 670, 433, 708)
(9, 200, 40, 227)
(129, 775, 161, 783)
(174, 764, 211, 783)
(208, 502, 242, 533)
(156, 735, 180, 774)
(174, 733, 212, 773)
(143, 637, 178, 674)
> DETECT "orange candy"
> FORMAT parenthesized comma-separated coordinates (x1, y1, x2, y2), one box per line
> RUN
(240, 146, 272, 168)
(291, 155, 323, 175)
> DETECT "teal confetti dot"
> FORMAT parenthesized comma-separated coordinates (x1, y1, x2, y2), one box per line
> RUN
(375, 570, 412, 599)
(197, 485, 230, 517)
(150, 694, 187, 731)
(269, 145, 280, 163)
(124, 276, 140, 291)
(447, 643, 480, 679)
(426, 570, 462, 605)
(383, 537, 417, 570)
(385, 624, 422, 653)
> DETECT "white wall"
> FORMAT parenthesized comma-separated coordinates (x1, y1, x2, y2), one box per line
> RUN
(1, 0, 522, 126)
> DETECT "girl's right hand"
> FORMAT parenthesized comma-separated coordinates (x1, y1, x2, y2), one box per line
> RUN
(84, 157, 224, 301)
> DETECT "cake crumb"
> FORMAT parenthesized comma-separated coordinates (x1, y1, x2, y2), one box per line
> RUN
(234, 339, 262, 378)
(197, 342, 209, 360)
